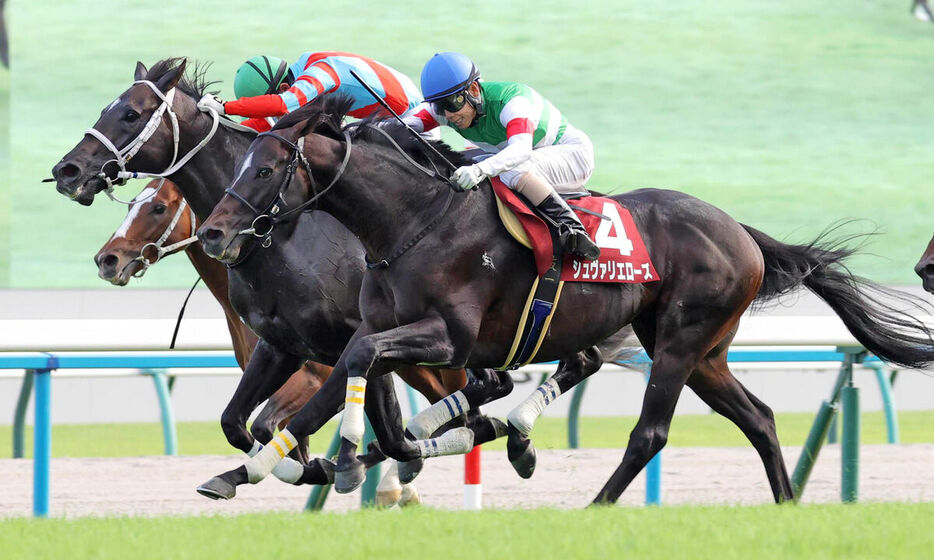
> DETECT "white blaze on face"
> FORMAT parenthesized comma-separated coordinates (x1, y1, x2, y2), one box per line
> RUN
(234, 153, 254, 185)
(112, 187, 157, 239)
(104, 98, 120, 115)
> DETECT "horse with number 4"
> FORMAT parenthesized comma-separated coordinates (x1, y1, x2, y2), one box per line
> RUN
(194, 92, 934, 505)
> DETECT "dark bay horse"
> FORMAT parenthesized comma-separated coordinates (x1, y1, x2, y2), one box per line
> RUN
(196, 96, 934, 504)
(915, 234, 934, 293)
(49, 59, 495, 490)
(94, 177, 336, 460)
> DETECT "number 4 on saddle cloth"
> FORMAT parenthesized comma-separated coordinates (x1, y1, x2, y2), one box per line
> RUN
(490, 178, 659, 369)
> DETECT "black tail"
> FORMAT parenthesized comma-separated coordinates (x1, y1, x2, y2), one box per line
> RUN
(742, 223, 934, 369)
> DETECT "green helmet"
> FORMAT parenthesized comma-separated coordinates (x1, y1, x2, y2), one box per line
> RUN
(233, 55, 290, 98)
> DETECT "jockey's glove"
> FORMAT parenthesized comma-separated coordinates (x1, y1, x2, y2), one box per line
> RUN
(197, 94, 226, 115)
(451, 164, 485, 191)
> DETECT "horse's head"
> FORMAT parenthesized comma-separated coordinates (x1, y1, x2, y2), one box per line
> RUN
(51, 58, 204, 206)
(914, 234, 934, 294)
(95, 178, 196, 285)
(197, 96, 350, 264)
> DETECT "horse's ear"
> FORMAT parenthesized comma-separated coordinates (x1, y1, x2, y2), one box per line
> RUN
(155, 59, 187, 93)
(134, 61, 148, 81)
(298, 117, 319, 138)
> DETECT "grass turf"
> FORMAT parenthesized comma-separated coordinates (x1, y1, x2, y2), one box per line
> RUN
(5, 0, 933, 287)
(1, 410, 931, 458)
(1, 503, 932, 560)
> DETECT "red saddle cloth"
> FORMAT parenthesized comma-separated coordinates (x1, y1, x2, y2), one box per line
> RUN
(491, 178, 659, 284)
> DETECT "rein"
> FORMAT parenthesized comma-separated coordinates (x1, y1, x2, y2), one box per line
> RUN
(84, 79, 256, 205)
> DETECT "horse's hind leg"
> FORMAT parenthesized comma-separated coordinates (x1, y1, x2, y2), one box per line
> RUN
(396, 368, 512, 483)
(687, 352, 794, 503)
(592, 301, 752, 504)
(505, 345, 604, 478)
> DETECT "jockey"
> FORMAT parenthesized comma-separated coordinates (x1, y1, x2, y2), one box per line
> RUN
(401, 52, 601, 262)
(198, 52, 425, 133)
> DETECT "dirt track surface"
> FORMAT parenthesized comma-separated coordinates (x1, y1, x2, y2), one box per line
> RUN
(1, 444, 931, 518)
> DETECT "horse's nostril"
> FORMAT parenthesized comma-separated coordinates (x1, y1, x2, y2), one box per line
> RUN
(200, 228, 224, 243)
(56, 162, 81, 180)
(101, 254, 119, 269)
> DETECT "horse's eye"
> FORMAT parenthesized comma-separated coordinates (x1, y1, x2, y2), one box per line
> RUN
(153, 204, 167, 215)
(124, 110, 140, 122)
(257, 168, 273, 178)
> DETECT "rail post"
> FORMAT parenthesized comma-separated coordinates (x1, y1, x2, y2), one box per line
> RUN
(360, 415, 381, 507)
(33, 368, 52, 517)
(866, 362, 899, 444)
(464, 445, 482, 509)
(791, 349, 859, 500)
(567, 378, 588, 449)
(840, 380, 860, 502)
(305, 425, 343, 511)
(13, 369, 35, 458)
(144, 369, 178, 456)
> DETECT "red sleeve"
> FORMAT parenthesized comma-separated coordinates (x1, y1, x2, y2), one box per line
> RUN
(240, 118, 272, 133)
(414, 108, 440, 131)
(506, 117, 534, 139)
(225, 94, 289, 118)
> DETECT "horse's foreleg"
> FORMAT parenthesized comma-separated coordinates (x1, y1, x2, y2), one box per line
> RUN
(334, 318, 461, 493)
(220, 340, 302, 455)
(196, 360, 347, 500)
(252, 362, 329, 464)
(504, 346, 603, 478)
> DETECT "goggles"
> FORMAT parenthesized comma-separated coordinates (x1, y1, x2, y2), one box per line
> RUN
(432, 91, 468, 114)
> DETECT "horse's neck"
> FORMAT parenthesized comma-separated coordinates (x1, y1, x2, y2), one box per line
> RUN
(167, 122, 254, 221)
(316, 141, 472, 260)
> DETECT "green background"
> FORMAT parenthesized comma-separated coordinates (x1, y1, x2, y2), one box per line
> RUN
(3, 0, 932, 288)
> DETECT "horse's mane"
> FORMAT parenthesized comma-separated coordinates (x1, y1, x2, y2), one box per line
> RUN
(271, 95, 471, 171)
(145, 57, 219, 100)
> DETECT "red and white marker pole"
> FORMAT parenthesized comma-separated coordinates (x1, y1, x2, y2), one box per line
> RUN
(463, 445, 482, 509)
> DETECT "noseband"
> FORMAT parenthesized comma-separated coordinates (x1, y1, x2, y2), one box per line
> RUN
(121, 195, 198, 279)
(224, 129, 353, 249)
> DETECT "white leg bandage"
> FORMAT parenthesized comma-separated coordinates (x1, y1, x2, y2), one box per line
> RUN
(247, 439, 263, 457)
(340, 376, 367, 445)
(416, 426, 475, 458)
(247, 437, 302, 483)
(271, 457, 305, 484)
(406, 391, 470, 439)
(507, 378, 562, 436)
(243, 429, 298, 484)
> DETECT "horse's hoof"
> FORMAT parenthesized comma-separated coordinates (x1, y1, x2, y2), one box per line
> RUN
(397, 458, 424, 484)
(376, 488, 403, 508)
(400, 483, 421, 507)
(314, 457, 336, 484)
(334, 458, 366, 494)
(196, 476, 236, 500)
(507, 422, 537, 479)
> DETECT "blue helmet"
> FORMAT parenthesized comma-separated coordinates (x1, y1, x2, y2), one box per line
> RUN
(420, 52, 481, 102)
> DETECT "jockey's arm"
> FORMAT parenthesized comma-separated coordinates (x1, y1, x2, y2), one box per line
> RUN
(474, 96, 534, 177)
(225, 61, 340, 118)
(400, 103, 442, 133)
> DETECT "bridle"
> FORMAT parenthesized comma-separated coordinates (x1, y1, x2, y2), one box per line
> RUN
(83, 79, 255, 205)
(120, 195, 198, 279)
(224, 129, 353, 249)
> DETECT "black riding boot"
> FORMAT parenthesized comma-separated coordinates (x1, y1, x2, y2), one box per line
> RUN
(535, 192, 601, 261)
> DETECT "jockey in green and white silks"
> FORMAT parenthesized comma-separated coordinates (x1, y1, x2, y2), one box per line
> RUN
(402, 52, 600, 261)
